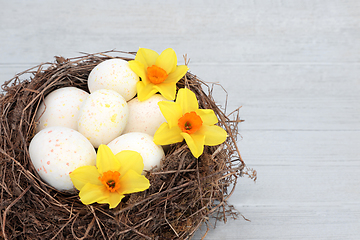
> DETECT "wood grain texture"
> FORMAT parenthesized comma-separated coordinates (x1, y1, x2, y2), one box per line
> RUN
(1, 0, 360, 239)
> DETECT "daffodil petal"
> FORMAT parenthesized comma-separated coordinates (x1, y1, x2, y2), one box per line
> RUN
(153, 122, 184, 145)
(195, 109, 218, 125)
(181, 132, 205, 158)
(135, 48, 159, 69)
(118, 169, 150, 195)
(128, 60, 148, 83)
(198, 125, 228, 146)
(97, 192, 125, 209)
(96, 145, 121, 174)
(97, 192, 125, 205)
(165, 65, 189, 83)
(70, 165, 102, 191)
(79, 183, 108, 205)
(158, 101, 182, 128)
(153, 82, 177, 100)
(156, 48, 177, 74)
(115, 150, 144, 176)
(137, 81, 158, 101)
(176, 88, 199, 114)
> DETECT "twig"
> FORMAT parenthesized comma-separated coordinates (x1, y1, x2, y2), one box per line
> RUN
(1, 185, 31, 240)
(164, 198, 179, 237)
(50, 213, 77, 240)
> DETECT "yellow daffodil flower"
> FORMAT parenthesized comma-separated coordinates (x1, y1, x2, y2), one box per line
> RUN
(129, 48, 189, 101)
(153, 88, 227, 158)
(69, 145, 150, 209)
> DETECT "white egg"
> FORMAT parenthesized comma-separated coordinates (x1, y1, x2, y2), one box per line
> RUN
(29, 126, 96, 191)
(36, 87, 88, 133)
(107, 132, 164, 173)
(78, 89, 129, 148)
(88, 59, 139, 101)
(122, 94, 170, 136)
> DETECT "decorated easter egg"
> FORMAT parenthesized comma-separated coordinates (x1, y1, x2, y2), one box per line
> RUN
(88, 59, 139, 101)
(29, 126, 96, 191)
(77, 89, 129, 148)
(35, 87, 88, 133)
(122, 94, 170, 136)
(107, 132, 164, 173)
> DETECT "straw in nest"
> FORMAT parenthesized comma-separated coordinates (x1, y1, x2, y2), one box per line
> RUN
(0, 51, 256, 239)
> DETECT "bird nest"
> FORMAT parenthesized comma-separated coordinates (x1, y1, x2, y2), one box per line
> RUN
(0, 51, 255, 239)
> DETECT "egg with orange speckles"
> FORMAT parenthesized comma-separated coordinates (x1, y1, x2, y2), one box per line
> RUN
(88, 59, 139, 101)
(122, 94, 171, 136)
(77, 89, 129, 148)
(35, 87, 89, 133)
(107, 132, 164, 174)
(29, 126, 96, 191)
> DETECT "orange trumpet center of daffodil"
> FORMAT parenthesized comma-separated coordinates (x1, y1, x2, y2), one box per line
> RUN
(147, 65, 168, 84)
(178, 111, 203, 134)
(99, 170, 121, 193)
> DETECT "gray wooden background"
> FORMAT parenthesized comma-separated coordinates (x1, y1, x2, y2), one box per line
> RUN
(1, 0, 359, 239)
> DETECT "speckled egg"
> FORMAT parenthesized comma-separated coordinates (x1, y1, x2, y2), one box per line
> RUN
(29, 126, 96, 192)
(88, 59, 139, 101)
(107, 132, 164, 173)
(122, 94, 170, 136)
(35, 87, 89, 133)
(77, 89, 129, 148)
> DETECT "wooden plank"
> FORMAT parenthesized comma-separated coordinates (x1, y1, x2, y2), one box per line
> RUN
(190, 64, 360, 131)
(194, 130, 360, 239)
(1, 0, 360, 64)
(195, 204, 360, 239)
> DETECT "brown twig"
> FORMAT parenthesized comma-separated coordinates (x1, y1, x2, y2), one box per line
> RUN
(1, 185, 31, 240)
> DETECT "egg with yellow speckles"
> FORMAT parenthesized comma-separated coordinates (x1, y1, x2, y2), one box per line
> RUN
(88, 59, 139, 101)
(77, 89, 129, 148)
(107, 132, 164, 174)
(29, 126, 96, 191)
(35, 87, 89, 133)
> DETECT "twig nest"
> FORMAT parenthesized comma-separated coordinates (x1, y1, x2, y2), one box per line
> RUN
(0, 51, 247, 239)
